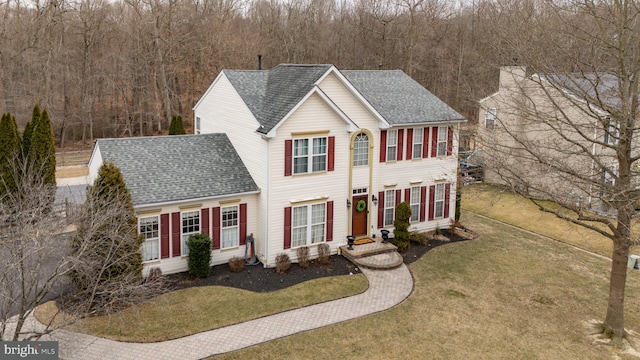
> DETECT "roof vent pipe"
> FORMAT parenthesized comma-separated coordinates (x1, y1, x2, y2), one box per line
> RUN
(258, 54, 262, 70)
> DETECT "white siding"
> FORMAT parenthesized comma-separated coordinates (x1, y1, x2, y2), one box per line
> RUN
(87, 145, 103, 184)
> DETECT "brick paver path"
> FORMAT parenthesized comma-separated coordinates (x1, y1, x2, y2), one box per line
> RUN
(21, 264, 412, 360)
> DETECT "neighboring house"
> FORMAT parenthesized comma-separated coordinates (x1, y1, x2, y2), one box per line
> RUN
(477, 66, 617, 206)
(89, 64, 465, 275)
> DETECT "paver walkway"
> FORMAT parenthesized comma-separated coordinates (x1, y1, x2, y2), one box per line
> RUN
(23, 264, 413, 360)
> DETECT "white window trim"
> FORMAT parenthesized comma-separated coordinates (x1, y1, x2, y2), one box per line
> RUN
(353, 133, 369, 166)
(221, 205, 239, 249)
(181, 210, 200, 256)
(485, 108, 496, 129)
(139, 215, 159, 262)
(292, 202, 326, 248)
(434, 183, 445, 218)
(436, 126, 448, 157)
(386, 130, 397, 162)
(293, 137, 327, 174)
(410, 186, 420, 222)
(412, 128, 423, 159)
(195, 117, 201, 134)
(384, 189, 395, 227)
(604, 117, 619, 145)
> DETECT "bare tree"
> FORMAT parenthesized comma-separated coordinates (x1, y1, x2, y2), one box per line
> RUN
(480, 0, 640, 347)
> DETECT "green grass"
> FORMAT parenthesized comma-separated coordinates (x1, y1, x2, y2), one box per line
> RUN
(210, 212, 640, 359)
(68, 274, 368, 342)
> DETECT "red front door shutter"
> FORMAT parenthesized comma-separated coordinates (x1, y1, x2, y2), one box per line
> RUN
(406, 128, 413, 160)
(422, 127, 430, 158)
(284, 207, 292, 249)
(444, 183, 451, 218)
(171, 212, 181, 257)
(431, 127, 438, 157)
(428, 185, 436, 220)
(161, 213, 170, 259)
(240, 203, 247, 245)
(397, 129, 404, 161)
(212, 207, 220, 250)
(377, 191, 385, 228)
(326, 201, 334, 242)
(447, 127, 453, 156)
(201, 208, 210, 238)
(379, 130, 387, 163)
(285, 139, 293, 176)
(419, 186, 427, 222)
(328, 136, 335, 171)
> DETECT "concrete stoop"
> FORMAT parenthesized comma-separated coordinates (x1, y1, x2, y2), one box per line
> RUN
(340, 239, 404, 270)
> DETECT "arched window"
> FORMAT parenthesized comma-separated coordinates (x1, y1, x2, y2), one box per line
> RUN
(353, 133, 369, 166)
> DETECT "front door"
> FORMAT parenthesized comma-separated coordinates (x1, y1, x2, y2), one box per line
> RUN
(351, 194, 368, 237)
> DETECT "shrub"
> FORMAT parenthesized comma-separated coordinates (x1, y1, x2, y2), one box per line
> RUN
(296, 246, 310, 268)
(228, 256, 245, 273)
(275, 253, 291, 274)
(187, 233, 212, 278)
(393, 202, 411, 252)
(168, 115, 186, 135)
(317, 243, 330, 264)
(435, 226, 442, 235)
(409, 231, 428, 245)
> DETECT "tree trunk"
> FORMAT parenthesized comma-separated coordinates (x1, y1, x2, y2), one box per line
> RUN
(603, 238, 630, 345)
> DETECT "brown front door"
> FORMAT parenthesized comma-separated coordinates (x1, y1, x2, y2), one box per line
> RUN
(352, 195, 368, 237)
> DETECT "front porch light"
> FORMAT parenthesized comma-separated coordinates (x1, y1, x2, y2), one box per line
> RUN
(347, 199, 352, 208)
(372, 194, 378, 206)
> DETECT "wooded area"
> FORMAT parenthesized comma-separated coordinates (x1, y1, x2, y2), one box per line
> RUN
(0, 0, 576, 148)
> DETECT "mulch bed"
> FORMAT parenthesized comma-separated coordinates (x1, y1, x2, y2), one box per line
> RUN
(167, 229, 472, 293)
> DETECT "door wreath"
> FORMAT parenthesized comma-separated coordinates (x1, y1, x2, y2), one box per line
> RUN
(356, 200, 367, 212)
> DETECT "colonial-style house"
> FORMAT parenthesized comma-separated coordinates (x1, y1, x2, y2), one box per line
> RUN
(89, 64, 465, 275)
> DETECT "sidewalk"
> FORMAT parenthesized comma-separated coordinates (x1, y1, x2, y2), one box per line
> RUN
(32, 265, 413, 359)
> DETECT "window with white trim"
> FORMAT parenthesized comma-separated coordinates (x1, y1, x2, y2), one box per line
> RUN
(384, 189, 395, 227)
(436, 126, 448, 157)
(353, 133, 369, 166)
(294, 137, 327, 174)
(434, 183, 445, 218)
(604, 117, 619, 145)
(603, 164, 618, 186)
(181, 211, 200, 255)
(139, 216, 159, 262)
(195, 117, 201, 134)
(410, 187, 420, 222)
(221, 206, 239, 249)
(485, 108, 496, 129)
(292, 203, 326, 248)
(412, 128, 423, 159)
(386, 130, 397, 162)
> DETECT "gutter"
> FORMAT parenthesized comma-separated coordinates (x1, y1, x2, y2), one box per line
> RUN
(134, 189, 261, 211)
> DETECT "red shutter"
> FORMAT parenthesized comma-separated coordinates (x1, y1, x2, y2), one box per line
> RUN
(285, 140, 293, 176)
(328, 136, 335, 171)
(447, 127, 453, 156)
(212, 207, 220, 250)
(377, 191, 385, 228)
(419, 186, 427, 222)
(239, 203, 247, 245)
(161, 213, 169, 259)
(422, 127, 430, 158)
(406, 128, 413, 160)
(397, 129, 404, 161)
(171, 212, 181, 257)
(201, 208, 210, 238)
(428, 185, 435, 220)
(444, 183, 451, 218)
(379, 130, 387, 162)
(326, 201, 334, 242)
(431, 127, 438, 157)
(395, 189, 401, 209)
(284, 207, 292, 249)
(404, 188, 411, 203)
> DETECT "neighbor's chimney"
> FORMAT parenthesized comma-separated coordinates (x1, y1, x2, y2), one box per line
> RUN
(258, 54, 262, 70)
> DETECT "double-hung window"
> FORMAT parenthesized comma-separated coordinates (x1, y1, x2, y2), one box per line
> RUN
(384, 189, 396, 227)
(386, 130, 397, 162)
(294, 137, 327, 174)
(221, 206, 239, 249)
(139, 216, 159, 262)
(181, 211, 200, 255)
(292, 203, 326, 248)
(410, 187, 420, 222)
(434, 184, 445, 218)
(485, 108, 496, 129)
(353, 133, 369, 166)
(412, 128, 423, 159)
(604, 117, 619, 145)
(436, 126, 448, 157)
(195, 117, 201, 134)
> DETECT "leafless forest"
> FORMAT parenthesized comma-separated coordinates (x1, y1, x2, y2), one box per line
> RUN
(0, 0, 582, 148)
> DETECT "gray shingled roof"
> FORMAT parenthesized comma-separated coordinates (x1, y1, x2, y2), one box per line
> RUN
(96, 134, 258, 206)
(542, 73, 621, 110)
(341, 70, 466, 124)
(223, 64, 464, 133)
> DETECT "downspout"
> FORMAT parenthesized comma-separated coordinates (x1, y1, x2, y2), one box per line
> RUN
(264, 137, 270, 268)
